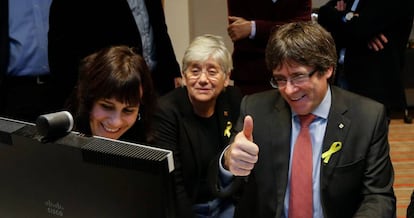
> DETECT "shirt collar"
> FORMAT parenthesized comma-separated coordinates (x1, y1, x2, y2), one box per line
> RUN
(312, 86, 331, 119)
(291, 86, 331, 120)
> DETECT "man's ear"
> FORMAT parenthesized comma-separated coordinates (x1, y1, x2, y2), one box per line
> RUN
(325, 66, 334, 79)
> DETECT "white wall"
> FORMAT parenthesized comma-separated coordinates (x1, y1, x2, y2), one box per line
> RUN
(188, 0, 233, 52)
(164, 0, 191, 68)
(313, 0, 329, 8)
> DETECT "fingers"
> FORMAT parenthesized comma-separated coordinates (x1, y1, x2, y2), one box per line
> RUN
(368, 40, 380, 51)
(227, 152, 257, 176)
(227, 27, 236, 41)
(228, 16, 240, 24)
(226, 139, 259, 176)
(227, 20, 251, 41)
(379, 33, 388, 43)
(367, 33, 388, 51)
(225, 115, 258, 176)
(227, 27, 238, 42)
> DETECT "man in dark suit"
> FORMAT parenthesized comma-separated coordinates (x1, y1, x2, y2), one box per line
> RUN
(48, 0, 181, 109)
(317, 0, 414, 119)
(210, 21, 395, 217)
(226, 0, 312, 95)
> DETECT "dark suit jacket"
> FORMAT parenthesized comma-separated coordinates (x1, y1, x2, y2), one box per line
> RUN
(408, 190, 414, 218)
(210, 86, 395, 218)
(152, 87, 242, 218)
(0, 0, 8, 85)
(228, 0, 311, 83)
(48, 0, 180, 109)
(318, 0, 414, 110)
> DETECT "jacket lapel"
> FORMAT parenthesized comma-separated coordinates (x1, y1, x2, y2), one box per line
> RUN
(216, 91, 233, 147)
(321, 87, 351, 183)
(179, 91, 202, 172)
(268, 93, 293, 217)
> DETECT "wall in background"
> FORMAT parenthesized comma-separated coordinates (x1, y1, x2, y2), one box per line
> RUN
(164, 0, 190, 68)
(164, 0, 231, 68)
(164, 0, 414, 68)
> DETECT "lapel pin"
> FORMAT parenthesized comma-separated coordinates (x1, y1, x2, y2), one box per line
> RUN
(339, 123, 344, 129)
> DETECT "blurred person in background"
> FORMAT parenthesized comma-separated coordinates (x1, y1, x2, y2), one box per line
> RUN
(226, 0, 312, 95)
(0, 0, 55, 122)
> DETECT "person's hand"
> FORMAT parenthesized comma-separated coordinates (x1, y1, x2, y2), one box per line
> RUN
(174, 77, 183, 88)
(227, 16, 252, 42)
(335, 0, 346, 11)
(224, 115, 259, 176)
(368, 33, 388, 51)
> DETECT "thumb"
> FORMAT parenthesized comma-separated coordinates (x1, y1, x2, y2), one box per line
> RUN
(228, 16, 240, 23)
(243, 115, 254, 141)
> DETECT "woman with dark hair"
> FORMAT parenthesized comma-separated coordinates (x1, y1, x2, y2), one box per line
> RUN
(67, 45, 156, 143)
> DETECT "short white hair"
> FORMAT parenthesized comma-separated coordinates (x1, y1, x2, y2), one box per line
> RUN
(182, 34, 233, 74)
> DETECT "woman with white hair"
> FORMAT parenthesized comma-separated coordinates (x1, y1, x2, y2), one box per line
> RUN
(152, 34, 242, 218)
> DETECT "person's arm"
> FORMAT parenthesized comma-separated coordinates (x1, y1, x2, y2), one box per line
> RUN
(227, 16, 253, 42)
(151, 95, 194, 217)
(147, 0, 181, 94)
(254, 0, 312, 42)
(227, 0, 311, 43)
(353, 106, 396, 217)
(319, 0, 409, 48)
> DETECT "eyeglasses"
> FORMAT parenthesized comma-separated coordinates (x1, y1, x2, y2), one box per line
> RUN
(185, 68, 223, 81)
(269, 69, 318, 89)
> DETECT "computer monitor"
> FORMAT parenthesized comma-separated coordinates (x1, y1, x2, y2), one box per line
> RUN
(0, 117, 176, 218)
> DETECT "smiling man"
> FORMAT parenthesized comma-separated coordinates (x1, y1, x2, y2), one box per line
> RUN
(210, 21, 396, 218)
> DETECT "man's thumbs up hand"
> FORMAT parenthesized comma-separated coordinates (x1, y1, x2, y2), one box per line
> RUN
(224, 115, 259, 176)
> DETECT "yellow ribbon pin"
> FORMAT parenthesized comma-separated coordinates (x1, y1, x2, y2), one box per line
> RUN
(321, 141, 342, 164)
(224, 121, 232, 138)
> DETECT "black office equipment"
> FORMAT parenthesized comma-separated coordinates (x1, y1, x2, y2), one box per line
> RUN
(0, 116, 175, 218)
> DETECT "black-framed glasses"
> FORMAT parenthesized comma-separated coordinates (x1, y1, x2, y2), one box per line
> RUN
(270, 69, 318, 89)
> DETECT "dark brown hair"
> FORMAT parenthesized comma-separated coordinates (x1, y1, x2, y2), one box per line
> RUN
(68, 45, 156, 142)
(265, 21, 338, 82)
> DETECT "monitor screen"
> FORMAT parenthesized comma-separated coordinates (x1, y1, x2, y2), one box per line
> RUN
(0, 117, 175, 218)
